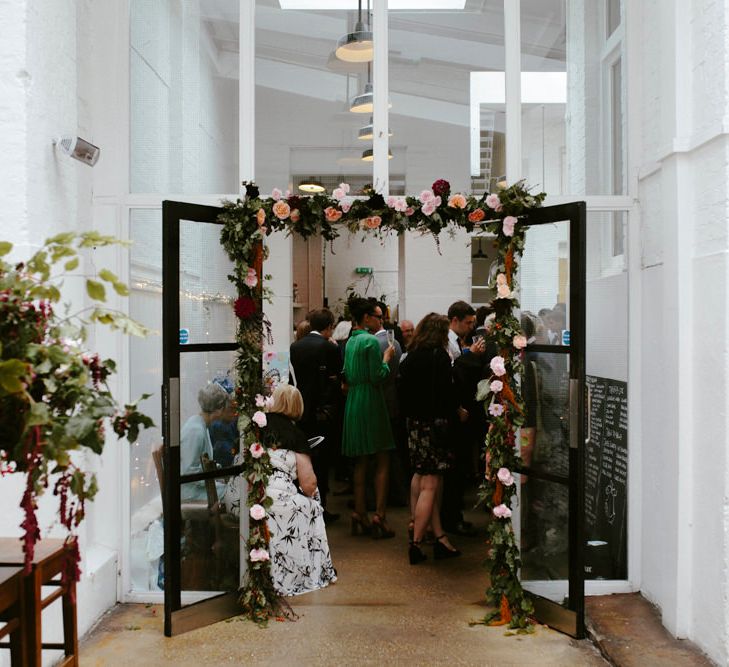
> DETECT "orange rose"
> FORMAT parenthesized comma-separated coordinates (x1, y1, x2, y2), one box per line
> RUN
(363, 215, 382, 229)
(324, 206, 343, 222)
(272, 200, 291, 220)
(468, 208, 485, 223)
(290, 208, 300, 223)
(448, 194, 467, 209)
(256, 208, 266, 226)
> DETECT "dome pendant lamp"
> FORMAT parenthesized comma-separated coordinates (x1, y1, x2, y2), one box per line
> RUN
(335, 0, 373, 63)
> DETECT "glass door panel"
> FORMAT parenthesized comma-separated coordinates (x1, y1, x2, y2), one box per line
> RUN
(517, 202, 585, 638)
(162, 201, 244, 636)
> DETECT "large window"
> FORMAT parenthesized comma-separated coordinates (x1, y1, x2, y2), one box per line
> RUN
(130, 0, 239, 194)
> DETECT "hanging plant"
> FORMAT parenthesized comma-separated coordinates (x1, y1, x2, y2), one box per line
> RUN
(0, 232, 154, 584)
(219, 179, 545, 628)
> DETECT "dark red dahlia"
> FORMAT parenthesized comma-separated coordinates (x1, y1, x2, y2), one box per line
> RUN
(432, 179, 451, 198)
(234, 296, 257, 320)
(287, 195, 303, 210)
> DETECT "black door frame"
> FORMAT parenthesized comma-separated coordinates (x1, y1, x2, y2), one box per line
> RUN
(161, 200, 243, 636)
(517, 201, 586, 638)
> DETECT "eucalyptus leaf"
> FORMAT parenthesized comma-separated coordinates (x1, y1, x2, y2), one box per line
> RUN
(86, 279, 106, 302)
(0, 241, 12, 257)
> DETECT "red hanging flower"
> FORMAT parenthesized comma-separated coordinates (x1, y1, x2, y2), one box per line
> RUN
(431, 179, 451, 198)
(234, 296, 257, 319)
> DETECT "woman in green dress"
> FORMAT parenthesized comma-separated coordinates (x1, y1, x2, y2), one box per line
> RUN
(342, 298, 396, 538)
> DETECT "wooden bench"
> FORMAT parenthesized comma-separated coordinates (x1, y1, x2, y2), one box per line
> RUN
(0, 566, 26, 665)
(0, 538, 78, 667)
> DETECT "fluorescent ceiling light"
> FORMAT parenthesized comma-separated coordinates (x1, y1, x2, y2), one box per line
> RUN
(280, 1, 466, 9)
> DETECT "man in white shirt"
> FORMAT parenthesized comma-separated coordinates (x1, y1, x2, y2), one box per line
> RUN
(447, 300, 485, 361)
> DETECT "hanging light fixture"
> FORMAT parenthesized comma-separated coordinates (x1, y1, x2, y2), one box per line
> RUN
(358, 116, 393, 140)
(298, 178, 325, 193)
(335, 0, 373, 62)
(361, 148, 393, 162)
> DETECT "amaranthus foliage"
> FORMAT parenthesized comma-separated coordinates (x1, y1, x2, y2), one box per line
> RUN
(0, 232, 154, 578)
(218, 179, 545, 627)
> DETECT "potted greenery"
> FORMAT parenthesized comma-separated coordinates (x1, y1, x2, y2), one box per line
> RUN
(0, 231, 153, 581)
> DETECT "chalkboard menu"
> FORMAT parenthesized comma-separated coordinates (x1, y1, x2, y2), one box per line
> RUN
(584, 375, 628, 580)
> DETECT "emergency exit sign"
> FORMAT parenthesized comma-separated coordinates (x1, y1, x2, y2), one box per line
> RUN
(355, 266, 373, 274)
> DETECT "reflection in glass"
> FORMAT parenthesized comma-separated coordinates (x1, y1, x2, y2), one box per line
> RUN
(179, 220, 238, 346)
(130, 1, 239, 193)
(519, 222, 570, 346)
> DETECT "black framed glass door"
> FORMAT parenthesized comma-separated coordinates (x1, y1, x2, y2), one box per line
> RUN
(162, 201, 245, 636)
(516, 202, 586, 638)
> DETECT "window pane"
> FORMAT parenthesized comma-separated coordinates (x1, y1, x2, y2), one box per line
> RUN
(520, 0, 626, 195)
(255, 1, 373, 195)
(585, 210, 628, 580)
(388, 2, 505, 194)
(129, 209, 164, 593)
(130, 1, 239, 194)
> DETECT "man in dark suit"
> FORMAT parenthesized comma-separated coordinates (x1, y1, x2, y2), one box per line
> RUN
(289, 308, 343, 523)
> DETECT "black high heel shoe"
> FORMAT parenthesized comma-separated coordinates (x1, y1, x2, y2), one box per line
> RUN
(371, 513, 395, 539)
(433, 534, 461, 560)
(409, 541, 427, 565)
(350, 513, 371, 536)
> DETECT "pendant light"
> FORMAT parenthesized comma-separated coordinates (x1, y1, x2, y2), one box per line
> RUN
(350, 65, 392, 113)
(335, 0, 373, 63)
(358, 117, 393, 140)
(361, 148, 393, 161)
(298, 178, 325, 193)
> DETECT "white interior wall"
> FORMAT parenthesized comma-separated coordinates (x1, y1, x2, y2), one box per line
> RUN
(636, 0, 729, 661)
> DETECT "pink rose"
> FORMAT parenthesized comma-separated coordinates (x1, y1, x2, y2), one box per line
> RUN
(244, 268, 258, 288)
(249, 504, 266, 521)
(272, 200, 291, 220)
(263, 350, 276, 362)
(434, 195, 442, 207)
(341, 200, 352, 213)
(271, 188, 282, 201)
(386, 196, 398, 208)
(421, 201, 436, 216)
(502, 216, 517, 237)
(492, 504, 512, 519)
(496, 283, 511, 299)
(490, 356, 506, 377)
(394, 199, 408, 212)
(250, 442, 265, 458)
(485, 193, 501, 209)
(405, 207, 415, 217)
(497, 467, 515, 487)
(488, 402, 504, 417)
(448, 194, 467, 209)
(496, 273, 507, 286)
(332, 183, 350, 200)
(362, 215, 382, 229)
(250, 548, 270, 562)
(339, 182, 350, 194)
(419, 189, 435, 204)
(324, 206, 343, 222)
(490, 380, 503, 393)
(255, 394, 266, 408)
(252, 411, 267, 428)
(513, 335, 527, 350)
(290, 209, 300, 223)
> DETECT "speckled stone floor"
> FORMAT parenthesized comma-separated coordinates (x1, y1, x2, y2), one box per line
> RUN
(80, 492, 607, 666)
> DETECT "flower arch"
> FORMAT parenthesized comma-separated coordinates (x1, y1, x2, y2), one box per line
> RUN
(218, 179, 545, 629)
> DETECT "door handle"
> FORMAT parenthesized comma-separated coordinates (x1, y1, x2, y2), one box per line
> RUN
(569, 379, 580, 450)
(169, 377, 180, 448)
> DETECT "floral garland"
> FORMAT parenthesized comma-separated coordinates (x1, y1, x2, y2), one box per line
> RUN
(219, 179, 545, 627)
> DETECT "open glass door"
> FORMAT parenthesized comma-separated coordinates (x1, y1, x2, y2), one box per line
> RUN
(162, 201, 245, 636)
(516, 202, 586, 638)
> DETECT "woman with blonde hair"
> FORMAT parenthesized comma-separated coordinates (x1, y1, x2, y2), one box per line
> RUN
(260, 383, 337, 595)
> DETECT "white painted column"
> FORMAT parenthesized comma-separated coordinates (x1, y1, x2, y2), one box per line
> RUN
(504, 0, 521, 186)
(240, 0, 256, 188)
(372, 0, 389, 195)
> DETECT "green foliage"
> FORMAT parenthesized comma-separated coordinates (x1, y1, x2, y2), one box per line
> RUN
(0, 233, 154, 567)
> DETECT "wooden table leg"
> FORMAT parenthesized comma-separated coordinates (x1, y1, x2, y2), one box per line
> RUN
(61, 578, 78, 666)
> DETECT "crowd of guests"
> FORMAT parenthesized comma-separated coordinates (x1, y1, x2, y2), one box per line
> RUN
(178, 296, 568, 597)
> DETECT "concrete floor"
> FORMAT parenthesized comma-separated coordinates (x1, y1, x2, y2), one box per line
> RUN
(81, 493, 607, 666)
